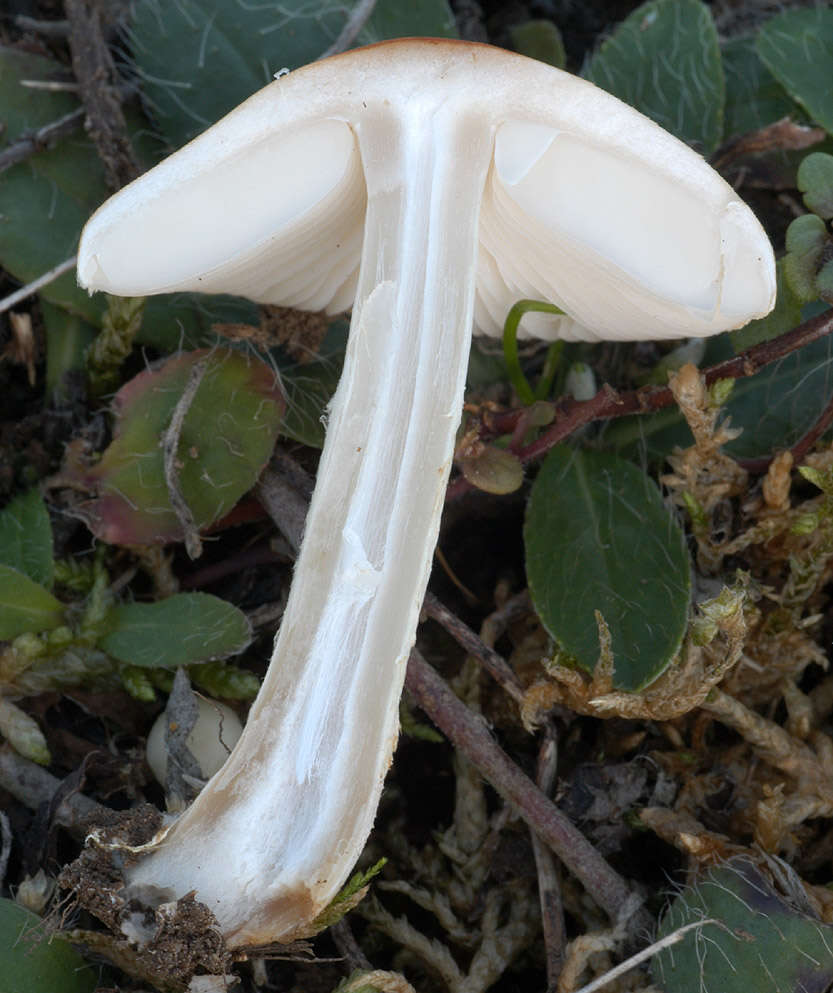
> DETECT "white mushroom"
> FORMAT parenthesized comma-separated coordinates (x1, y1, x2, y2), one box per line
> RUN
(77, 39, 775, 948)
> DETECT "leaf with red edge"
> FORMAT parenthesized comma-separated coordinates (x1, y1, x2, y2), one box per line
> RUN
(63, 349, 283, 546)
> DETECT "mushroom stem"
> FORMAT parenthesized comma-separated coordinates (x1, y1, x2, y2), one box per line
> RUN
(126, 105, 495, 947)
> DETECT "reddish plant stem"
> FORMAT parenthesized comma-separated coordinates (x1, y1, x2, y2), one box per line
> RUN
(741, 386, 833, 474)
(405, 649, 649, 932)
(448, 309, 833, 500)
(524, 309, 833, 459)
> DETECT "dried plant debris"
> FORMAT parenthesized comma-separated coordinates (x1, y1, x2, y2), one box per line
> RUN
(506, 360, 833, 987)
(357, 658, 540, 993)
(521, 578, 748, 724)
(57, 805, 230, 993)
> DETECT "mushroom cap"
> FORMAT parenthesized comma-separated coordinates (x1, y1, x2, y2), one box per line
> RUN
(78, 38, 775, 342)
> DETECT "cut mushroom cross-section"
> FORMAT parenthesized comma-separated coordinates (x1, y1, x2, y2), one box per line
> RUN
(77, 38, 775, 949)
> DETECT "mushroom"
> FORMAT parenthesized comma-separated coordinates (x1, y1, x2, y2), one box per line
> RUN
(77, 39, 775, 948)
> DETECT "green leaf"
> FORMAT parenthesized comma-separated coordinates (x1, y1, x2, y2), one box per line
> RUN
(756, 7, 833, 136)
(730, 257, 803, 351)
(509, 20, 566, 69)
(798, 151, 833, 219)
(101, 593, 251, 669)
(722, 36, 796, 137)
(0, 490, 54, 586)
(140, 293, 259, 352)
(190, 659, 260, 699)
(653, 859, 833, 993)
(0, 48, 252, 339)
(524, 446, 690, 690)
(362, 0, 455, 42)
(0, 566, 64, 639)
(459, 445, 524, 495)
(129, 0, 456, 149)
(280, 322, 347, 448)
(0, 899, 98, 993)
(64, 348, 283, 546)
(784, 213, 829, 303)
(585, 0, 724, 155)
(0, 48, 106, 322)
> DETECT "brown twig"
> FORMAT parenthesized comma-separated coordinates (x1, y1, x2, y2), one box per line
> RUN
(0, 256, 78, 315)
(711, 117, 826, 174)
(422, 592, 524, 704)
(330, 919, 373, 974)
(65, 0, 139, 190)
(161, 355, 211, 559)
(0, 107, 85, 174)
(254, 450, 315, 555)
(404, 650, 649, 932)
(523, 308, 833, 462)
(532, 727, 566, 991)
(0, 745, 108, 836)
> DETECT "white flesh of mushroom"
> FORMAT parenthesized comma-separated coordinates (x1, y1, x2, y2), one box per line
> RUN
(77, 40, 775, 948)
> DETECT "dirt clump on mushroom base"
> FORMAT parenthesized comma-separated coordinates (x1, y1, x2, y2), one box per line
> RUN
(57, 804, 230, 991)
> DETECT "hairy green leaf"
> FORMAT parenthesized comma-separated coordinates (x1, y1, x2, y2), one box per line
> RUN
(63, 348, 283, 546)
(101, 593, 251, 669)
(757, 7, 833, 136)
(0, 899, 98, 993)
(524, 446, 690, 690)
(0, 47, 106, 321)
(585, 0, 724, 155)
(654, 859, 833, 993)
(785, 213, 829, 302)
(798, 151, 833, 219)
(721, 36, 795, 137)
(280, 323, 347, 448)
(140, 293, 259, 352)
(130, 0, 456, 148)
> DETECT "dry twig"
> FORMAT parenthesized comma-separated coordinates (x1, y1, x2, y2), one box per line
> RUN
(65, 0, 139, 190)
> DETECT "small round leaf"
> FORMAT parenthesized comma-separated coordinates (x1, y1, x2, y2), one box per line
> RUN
(798, 151, 833, 220)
